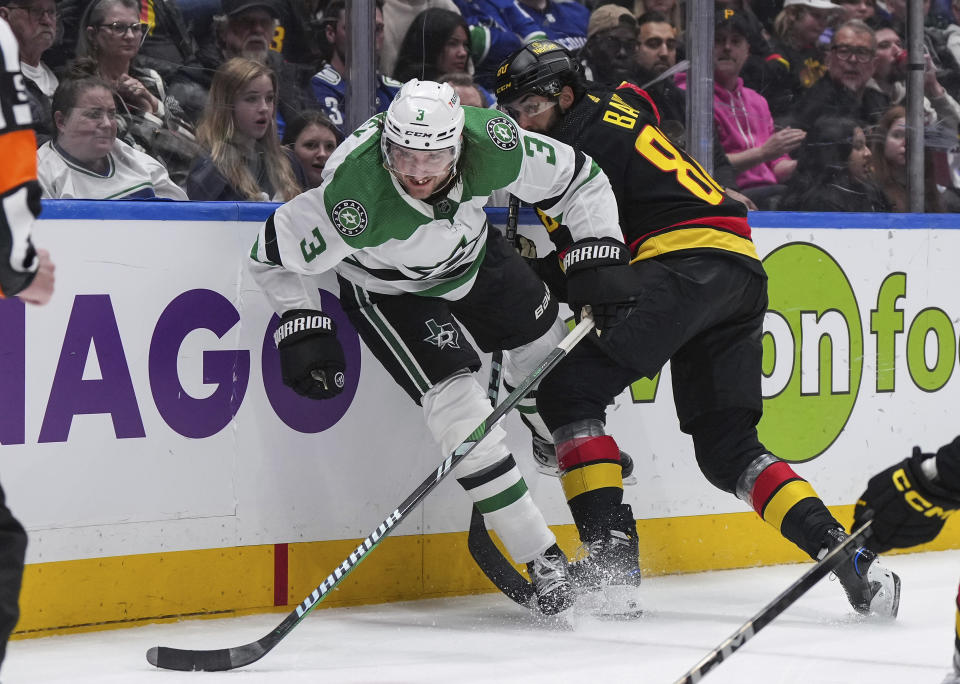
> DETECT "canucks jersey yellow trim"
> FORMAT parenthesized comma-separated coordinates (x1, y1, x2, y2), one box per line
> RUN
(630, 227, 760, 263)
(560, 462, 623, 500)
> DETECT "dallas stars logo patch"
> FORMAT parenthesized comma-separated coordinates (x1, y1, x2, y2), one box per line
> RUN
(423, 319, 460, 350)
(331, 199, 368, 237)
(486, 117, 519, 150)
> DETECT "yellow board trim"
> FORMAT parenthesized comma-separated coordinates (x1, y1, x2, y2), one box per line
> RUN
(761, 480, 820, 529)
(14, 504, 960, 639)
(560, 463, 623, 500)
(630, 227, 760, 263)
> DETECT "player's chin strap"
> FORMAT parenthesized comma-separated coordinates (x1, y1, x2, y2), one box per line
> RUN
(467, 194, 539, 607)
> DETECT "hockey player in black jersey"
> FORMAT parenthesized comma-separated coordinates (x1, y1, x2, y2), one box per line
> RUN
(496, 39, 901, 617)
(854, 436, 960, 682)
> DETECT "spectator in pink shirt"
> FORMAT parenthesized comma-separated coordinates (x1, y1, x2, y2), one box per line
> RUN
(679, 9, 806, 208)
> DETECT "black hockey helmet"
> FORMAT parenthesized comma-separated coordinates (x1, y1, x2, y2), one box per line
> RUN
(495, 40, 582, 104)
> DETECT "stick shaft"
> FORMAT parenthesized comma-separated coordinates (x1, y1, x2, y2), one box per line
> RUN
(148, 315, 594, 672)
(673, 520, 874, 684)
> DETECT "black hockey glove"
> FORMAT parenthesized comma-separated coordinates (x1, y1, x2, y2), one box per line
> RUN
(562, 238, 637, 333)
(525, 250, 568, 303)
(853, 445, 960, 553)
(274, 309, 345, 399)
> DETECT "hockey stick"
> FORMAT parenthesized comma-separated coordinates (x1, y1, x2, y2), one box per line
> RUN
(467, 195, 537, 607)
(146, 314, 595, 672)
(672, 518, 874, 684)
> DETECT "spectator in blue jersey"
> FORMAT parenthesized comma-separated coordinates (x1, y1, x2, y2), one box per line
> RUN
(281, 110, 342, 189)
(310, 0, 401, 133)
(452, 0, 547, 89)
(515, 0, 589, 54)
(37, 77, 188, 199)
(393, 7, 473, 82)
(184, 58, 301, 201)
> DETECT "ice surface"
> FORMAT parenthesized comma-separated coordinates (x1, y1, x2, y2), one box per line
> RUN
(6, 549, 958, 683)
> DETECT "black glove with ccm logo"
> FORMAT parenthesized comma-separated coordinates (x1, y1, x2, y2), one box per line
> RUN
(854, 439, 960, 553)
(563, 238, 638, 333)
(274, 309, 346, 399)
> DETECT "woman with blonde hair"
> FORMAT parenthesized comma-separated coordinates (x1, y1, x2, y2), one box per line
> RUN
(185, 58, 301, 201)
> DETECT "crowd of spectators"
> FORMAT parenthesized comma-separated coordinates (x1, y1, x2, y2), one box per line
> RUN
(7, 0, 960, 211)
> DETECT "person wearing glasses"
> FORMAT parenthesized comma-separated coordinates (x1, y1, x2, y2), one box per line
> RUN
(790, 19, 890, 130)
(578, 4, 639, 87)
(496, 39, 901, 619)
(0, 0, 58, 145)
(69, 0, 201, 183)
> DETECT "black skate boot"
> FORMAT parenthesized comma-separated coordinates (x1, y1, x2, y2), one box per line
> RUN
(532, 435, 636, 483)
(526, 544, 574, 615)
(568, 504, 642, 616)
(821, 527, 900, 618)
(944, 649, 960, 684)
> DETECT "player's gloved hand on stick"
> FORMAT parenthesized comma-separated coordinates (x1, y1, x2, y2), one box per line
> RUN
(525, 249, 568, 303)
(274, 309, 345, 399)
(853, 441, 960, 553)
(562, 237, 637, 333)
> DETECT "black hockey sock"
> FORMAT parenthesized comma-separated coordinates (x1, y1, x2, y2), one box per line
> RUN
(568, 488, 625, 543)
(780, 498, 845, 559)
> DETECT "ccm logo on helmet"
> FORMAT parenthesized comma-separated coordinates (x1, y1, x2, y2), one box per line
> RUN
(404, 130, 434, 138)
(562, 243, 625, 269)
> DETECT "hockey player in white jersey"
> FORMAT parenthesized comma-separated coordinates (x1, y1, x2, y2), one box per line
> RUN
(250, 79, 625, 615)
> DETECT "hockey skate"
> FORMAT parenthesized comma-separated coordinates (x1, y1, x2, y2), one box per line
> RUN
(941, 651, 960, 684)
(821, 527, 901, 618)
(568, 504, 643, 617)
(526, 544, 575, 616)
(531, 435, 637, 485)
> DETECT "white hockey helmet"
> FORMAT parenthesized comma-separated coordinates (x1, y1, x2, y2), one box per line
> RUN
(382, 79, 464, 178)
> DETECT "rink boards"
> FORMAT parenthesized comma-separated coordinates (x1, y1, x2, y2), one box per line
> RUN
(3, 201, 959, 637)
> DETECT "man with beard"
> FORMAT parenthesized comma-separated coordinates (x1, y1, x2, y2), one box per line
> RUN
(495, 39, 901, 618)
(310, 0, 402, 134)
(168, 0, 307, 126)
(0, 0, 56, 145)
(249, 79, 627, 615)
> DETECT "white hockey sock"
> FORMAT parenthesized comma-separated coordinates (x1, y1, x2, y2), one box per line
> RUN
(422, 370, 556, 562)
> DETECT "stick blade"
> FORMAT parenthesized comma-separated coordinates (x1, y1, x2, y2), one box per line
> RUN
(146, 641, 267, 672)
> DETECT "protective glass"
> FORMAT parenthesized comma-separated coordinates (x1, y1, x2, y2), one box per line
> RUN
(384, 141, 457, 177)
(499, 98, 557, 121)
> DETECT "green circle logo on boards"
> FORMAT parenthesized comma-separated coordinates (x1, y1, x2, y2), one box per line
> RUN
(758, 243, 863, 462)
